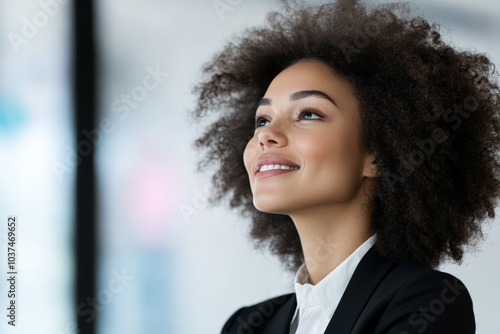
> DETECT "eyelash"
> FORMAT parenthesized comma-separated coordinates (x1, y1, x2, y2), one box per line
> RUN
(254, 107, 325, 129)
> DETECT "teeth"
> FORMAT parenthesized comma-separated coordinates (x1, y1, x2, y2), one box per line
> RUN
(259, 164, 299, 172)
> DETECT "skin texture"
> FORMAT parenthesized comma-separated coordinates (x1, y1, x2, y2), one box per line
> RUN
(243, 60, 376, 284)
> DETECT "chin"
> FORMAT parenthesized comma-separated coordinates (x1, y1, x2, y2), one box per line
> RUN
(253, 199, 287, 215)
(252, 195, 298, 215)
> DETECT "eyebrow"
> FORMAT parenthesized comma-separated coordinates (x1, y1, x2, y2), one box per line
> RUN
(258, 90, 337, 107)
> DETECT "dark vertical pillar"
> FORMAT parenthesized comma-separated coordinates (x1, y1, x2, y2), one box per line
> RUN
(73, 0, 97, 333)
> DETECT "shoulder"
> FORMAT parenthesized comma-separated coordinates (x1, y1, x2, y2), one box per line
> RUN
(363, 246, 474, 310)
(384, 262, 473, 304)
(370, 262, 475, 333)
(221, 293, 294, 334)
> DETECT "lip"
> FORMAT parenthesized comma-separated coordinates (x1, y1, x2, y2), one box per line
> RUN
(254, 154, 300, 177)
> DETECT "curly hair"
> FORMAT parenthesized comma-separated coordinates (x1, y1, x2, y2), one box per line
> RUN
(191, 0, 500, 271)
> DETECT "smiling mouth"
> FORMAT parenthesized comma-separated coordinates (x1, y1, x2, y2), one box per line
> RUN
(255, 164, 300, 179)
(258, 164, 300, 172)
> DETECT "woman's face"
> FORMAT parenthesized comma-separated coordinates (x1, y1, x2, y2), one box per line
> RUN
(243, 60, 376, 215)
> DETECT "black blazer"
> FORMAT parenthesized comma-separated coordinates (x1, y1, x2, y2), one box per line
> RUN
(221, 246, 475, 333)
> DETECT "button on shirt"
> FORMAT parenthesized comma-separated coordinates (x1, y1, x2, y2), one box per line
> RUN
(289, 235, 377, 334)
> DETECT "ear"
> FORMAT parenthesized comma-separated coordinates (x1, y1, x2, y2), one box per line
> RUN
(362, 153, 378, 178)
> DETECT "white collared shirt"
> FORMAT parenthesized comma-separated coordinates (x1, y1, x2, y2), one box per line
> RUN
(289, 234, 377, 334)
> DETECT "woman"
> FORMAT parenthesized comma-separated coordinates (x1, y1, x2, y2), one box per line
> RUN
(192, 0, 500, 333)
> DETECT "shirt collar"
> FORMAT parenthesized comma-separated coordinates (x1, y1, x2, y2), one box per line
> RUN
(293, 234, 377, 320)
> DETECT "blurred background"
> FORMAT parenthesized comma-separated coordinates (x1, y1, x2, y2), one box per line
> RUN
(0, 0, 499, 333)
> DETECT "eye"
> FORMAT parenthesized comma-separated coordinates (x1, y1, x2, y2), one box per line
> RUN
(298, 107, 325, 120)
(254, 115, 270, 128)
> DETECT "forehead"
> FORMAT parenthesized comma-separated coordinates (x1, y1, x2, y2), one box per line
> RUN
(264, 59, 358, 108)
(272, 60, 338, 84)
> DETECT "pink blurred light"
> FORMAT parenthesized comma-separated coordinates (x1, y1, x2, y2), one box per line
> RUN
(124, 152, 184, 246)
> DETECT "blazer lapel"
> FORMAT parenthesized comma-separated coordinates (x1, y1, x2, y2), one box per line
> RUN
(323, 246, 395, 334)
(262, 293, 297, 334)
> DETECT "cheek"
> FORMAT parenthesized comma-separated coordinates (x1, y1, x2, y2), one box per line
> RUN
(242, 140, 256, 175)
(337, 132, 360, 162)
(296, 131, 346, 164)
(327, 129, 365, 182)
(299, 130, 361, 176)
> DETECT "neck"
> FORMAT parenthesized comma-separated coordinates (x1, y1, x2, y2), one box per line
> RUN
(289, 182, 374, 285)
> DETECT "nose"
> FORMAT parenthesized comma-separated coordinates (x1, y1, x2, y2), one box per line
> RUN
(257, 122, 287, 149)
